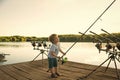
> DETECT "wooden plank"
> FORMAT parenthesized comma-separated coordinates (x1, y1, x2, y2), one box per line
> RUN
(0, 69, 16, 80)
(12, 63, 48, 80)
(18, 63, 50, 80)
(0, 65, 29, 80)
(6, 65, 32, 80)
(29, 60, 120, 80)
(0, 59, 119, 80)
(27, 62, 76, 80)
(56, 62, 119, 80)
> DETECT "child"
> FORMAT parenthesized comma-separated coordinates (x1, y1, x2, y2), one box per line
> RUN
(48, 34, 65, 78)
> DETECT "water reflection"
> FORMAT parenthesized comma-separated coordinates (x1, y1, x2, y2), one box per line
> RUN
(0, 43, 22, 47)
(0, 42, 25, 64)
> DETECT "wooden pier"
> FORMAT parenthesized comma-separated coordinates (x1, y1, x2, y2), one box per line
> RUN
(0, 59, 119, 80)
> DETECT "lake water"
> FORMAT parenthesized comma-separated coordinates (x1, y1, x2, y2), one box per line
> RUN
(0, 42, 120, 69)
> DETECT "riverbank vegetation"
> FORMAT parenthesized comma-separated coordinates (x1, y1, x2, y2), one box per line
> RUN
(0, 33, 120, 42)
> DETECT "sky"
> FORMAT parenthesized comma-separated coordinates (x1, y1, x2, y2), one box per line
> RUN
(0, 0, 120, 37)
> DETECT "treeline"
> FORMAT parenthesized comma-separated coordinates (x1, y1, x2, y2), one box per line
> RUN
(59, 33, 120, 42)
(0, 33, 120, 42)
(0, 36, 48, 42)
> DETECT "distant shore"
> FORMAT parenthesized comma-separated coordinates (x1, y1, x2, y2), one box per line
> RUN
(0, 33, 120, 42)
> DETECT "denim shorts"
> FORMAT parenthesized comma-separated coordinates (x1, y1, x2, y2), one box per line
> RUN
(48, 57, 58, 68)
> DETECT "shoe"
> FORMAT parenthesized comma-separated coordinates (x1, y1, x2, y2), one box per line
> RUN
(55, 72, 60, 76)
(51, 74, 57, 78)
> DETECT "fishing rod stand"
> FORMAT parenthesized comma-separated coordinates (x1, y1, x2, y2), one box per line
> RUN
(31, 49, 48, 67)
(31, 41, 49, 67)
(78, 50, 120, 80)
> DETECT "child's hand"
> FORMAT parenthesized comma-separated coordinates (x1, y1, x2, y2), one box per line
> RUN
(57, 56, 61, 59)
(63, 52, 66, 55)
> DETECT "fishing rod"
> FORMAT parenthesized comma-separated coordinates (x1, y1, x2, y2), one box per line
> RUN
(82, 32, 120, 79)
(101, 29, 120, 41)
(90, 31, 117, 54)
(101, 29, 120, 50)
(79, 32, 102, 43)
(79, 32, 103, 53)
(90, 31, 114, 43)
(61, 0, 116, 59)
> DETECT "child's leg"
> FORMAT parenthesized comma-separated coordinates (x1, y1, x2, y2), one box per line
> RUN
(54, 67, 57, 73)
(49, 68, 55, 74)
(48, 58, 57, 78)
(53, 58, 58, 73)
(48, 58, 54, 73)
(54, 58, 60, 76)
(55, 67, 60, 76)
(50, 68, 57, 78)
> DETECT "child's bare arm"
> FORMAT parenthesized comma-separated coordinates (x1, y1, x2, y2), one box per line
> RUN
(51, 51, 60, 58)
(59, 48, 65, 55)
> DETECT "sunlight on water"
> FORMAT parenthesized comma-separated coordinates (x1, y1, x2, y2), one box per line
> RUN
(0, 42, 120, 69)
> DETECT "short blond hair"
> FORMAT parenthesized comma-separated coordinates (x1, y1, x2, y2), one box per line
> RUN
(48, 34, 58, 43)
